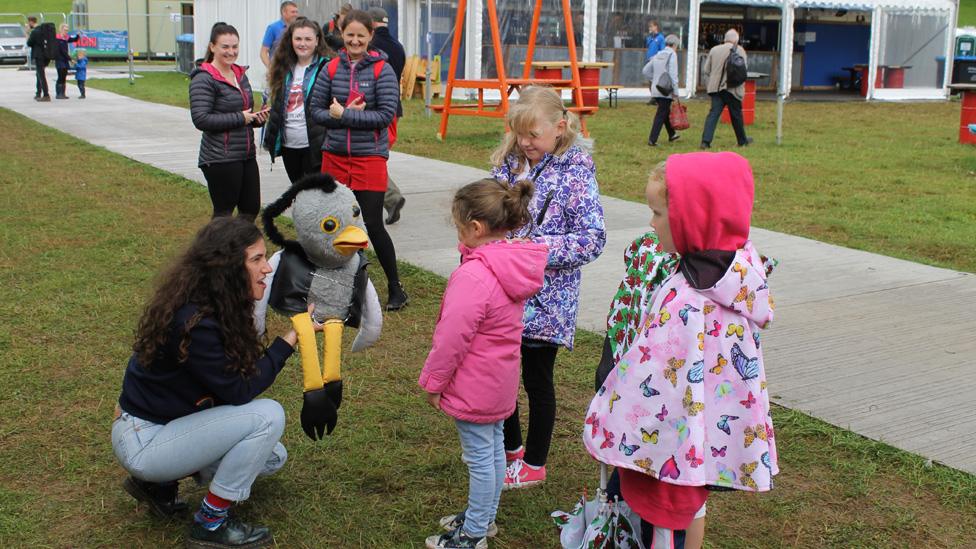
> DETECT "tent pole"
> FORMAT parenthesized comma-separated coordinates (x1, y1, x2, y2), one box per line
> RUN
(776, 94, 783, 145)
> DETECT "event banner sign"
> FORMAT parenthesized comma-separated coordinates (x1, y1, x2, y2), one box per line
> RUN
(70, 31, 129, 56)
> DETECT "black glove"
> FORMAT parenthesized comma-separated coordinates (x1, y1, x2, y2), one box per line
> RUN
(301, 388, 338, 440)
(323, 379, 343, 410)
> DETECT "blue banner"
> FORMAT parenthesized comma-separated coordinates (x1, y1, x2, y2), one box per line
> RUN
(70, 31, 128, 56)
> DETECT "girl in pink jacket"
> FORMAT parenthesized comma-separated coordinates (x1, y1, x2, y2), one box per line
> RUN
(420, 178, 548, 549)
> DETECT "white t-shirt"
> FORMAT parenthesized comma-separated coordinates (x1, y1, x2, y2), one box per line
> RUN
(283, 63, 309, 149)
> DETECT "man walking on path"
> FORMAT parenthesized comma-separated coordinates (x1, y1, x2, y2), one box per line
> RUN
(27, 21, 55, 102)
(700, 29, 752, 149)
(367, 7, 407, 225)
(261, 1, 300, 68)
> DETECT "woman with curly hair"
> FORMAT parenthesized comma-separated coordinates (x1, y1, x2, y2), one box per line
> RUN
(263, 17, 334, 182)
(111, 217, 320, 549)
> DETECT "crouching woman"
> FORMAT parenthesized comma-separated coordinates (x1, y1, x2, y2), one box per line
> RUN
(111, 217, 320, 549)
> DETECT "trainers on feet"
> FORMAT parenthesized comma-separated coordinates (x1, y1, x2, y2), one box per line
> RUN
(122, 476, 188, 518)
(502, 459, 546, 490)
(186, 517, 271, 549)
(386, 282, 409, 311)
(669, 134, 681, 143)
(504, 446, 524, 464)
(425, 528, 487, 549)
(439, 511, 498, 538)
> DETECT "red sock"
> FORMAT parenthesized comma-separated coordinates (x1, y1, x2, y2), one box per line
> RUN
(204, 491, 232, 510)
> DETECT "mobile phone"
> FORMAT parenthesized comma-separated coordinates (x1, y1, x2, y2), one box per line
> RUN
(346, 89, 365, 107)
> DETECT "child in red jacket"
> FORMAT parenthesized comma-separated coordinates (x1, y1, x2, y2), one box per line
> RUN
(420, 178, 548, 549)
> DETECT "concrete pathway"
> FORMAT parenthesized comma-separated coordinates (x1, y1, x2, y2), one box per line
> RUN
(2, 67, 974, 475)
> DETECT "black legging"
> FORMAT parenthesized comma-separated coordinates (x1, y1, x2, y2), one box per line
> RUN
(649, 97, 676, 144)
(504, 342, 559, 467)
(200, 158, 261, 220)
(353, 190, 399, 289)
(281, 147, 316, 183)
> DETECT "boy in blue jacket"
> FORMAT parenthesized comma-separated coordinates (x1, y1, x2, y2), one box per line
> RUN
(73, 49, 88, 99)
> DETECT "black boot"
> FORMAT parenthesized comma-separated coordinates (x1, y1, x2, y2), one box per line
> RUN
(386, 282, 409, 311)
(186, 517, 271, 549)
(122, 476, 189, 518)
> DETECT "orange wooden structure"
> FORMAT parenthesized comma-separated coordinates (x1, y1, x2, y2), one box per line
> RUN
(434, 0, 597, 140)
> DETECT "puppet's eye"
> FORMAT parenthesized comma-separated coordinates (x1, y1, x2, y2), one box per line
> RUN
(320, 216, 339, 234)
(352, 205, 361, 218)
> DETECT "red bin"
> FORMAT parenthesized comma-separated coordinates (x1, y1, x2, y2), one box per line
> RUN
(533, 67, 562, 80)
(959, 90, 976, 144)
(721, 80, 756, 125)
(859, 66, 885, 97)
(885, 66, 905, 88)
(578, 66, 600, 107)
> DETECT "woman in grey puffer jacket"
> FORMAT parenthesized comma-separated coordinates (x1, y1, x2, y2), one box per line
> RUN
(308, 10, 407, 311)
(189, 23, 269, 220)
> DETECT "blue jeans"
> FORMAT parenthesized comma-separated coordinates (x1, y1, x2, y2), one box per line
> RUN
(700, 90, 748, 146)
(456, 419, 505, 538)
(111, 399, 287, 502)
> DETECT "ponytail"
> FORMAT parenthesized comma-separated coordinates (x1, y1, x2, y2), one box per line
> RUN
(452, 178, 535, 234)
(204, 22, 239, 63)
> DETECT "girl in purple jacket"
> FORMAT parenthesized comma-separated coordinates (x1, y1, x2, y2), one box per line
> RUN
(419, 179, 548, 549)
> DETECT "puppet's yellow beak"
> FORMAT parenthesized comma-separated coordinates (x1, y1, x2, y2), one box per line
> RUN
(333, 226, 369, 255)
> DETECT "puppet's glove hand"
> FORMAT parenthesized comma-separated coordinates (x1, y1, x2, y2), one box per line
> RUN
(323, 380, 343, 410)
(301, 388, 338, 440)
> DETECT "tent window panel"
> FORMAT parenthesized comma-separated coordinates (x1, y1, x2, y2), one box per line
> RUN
(880, 11, 950, 89)
(482, 0, 585, 80)
(596, 0, 692, 87)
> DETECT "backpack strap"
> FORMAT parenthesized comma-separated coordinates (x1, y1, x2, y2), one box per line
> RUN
(328, 57, 384, 81)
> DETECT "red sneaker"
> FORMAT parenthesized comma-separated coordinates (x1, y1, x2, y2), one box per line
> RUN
(503, 459, 546, 490)
(504, 446, 525, 463)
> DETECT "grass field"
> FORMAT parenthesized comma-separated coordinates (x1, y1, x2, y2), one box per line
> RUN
(88, 72, 976, 274)
(1, 106, 975, 547)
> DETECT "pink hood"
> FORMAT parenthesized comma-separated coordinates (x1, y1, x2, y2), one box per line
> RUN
(666, 152, 753, 255)
(419, 240, 548, 423)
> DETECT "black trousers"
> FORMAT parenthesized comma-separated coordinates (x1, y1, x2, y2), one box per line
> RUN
(504, 342, 559, 467)
(649, 97, 676, 144)
(55, 66, 68, 97)
(77, 80, 86, 97)
(200, 158, 261, 220)
(280, 147, 316, 184)
(34, 58, 49, 97)
(701, 90, 748, 146)
(353, 190, 400, 289)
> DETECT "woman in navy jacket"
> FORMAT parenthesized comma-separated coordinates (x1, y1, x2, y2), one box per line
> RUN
(189, 23, 269, 220)
(308, 9, 407, 311)
(263, 17, 333, 182)
(112, 217, 321, 549)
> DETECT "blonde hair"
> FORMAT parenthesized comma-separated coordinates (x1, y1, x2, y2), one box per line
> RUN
(647, 161, 668, 201)
(490, 86, 582, 173)
(452, 178, 534, 233)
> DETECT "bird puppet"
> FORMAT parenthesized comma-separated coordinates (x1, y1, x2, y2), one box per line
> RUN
(254, 173, 383, 440)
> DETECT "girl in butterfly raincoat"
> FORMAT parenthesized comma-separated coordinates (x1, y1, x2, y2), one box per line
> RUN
(584, 152, 778, 548)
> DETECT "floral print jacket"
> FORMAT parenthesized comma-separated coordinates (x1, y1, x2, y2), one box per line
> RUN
(492, 144, 606, 349)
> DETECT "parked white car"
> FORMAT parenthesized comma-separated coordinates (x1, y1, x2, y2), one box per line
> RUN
(0, 24, 29, 64)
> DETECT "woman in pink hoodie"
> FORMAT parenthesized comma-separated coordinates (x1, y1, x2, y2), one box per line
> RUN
(419, 178, 548, 549)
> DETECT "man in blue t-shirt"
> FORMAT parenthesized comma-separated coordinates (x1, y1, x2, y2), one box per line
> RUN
(261, 1, 300, 68)
(644, 20, 666, 104)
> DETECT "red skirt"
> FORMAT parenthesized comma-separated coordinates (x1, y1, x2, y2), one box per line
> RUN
(321, 152, 388, 192)
(619, 468, 709, 530)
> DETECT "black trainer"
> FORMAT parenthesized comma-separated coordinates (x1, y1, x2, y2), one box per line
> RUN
(386, 282, 409, 311)
(669, 134, 681, 143)
(186, 517, 271, 549)
(425, 527, 487, 549)
(122, 476, 189, 518)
